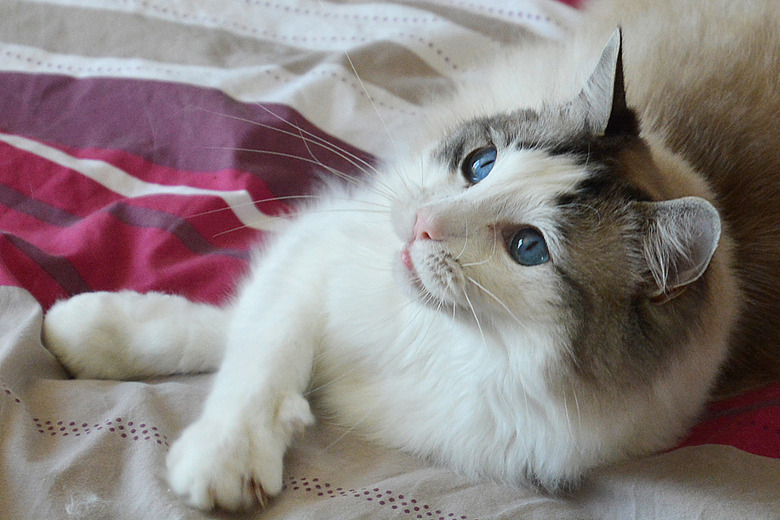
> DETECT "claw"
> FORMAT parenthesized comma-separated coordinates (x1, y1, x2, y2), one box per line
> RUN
(249, 477, 270, 508)
(205, 488, 216, 511)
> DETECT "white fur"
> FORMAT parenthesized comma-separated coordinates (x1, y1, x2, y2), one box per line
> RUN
(44, 291, 227, 379)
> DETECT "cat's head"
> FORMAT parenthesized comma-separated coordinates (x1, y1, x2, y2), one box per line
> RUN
(391, 30, 722, 386)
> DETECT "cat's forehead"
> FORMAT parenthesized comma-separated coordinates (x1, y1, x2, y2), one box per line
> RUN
(431, 106, 657, 204)
(434, 107, 592, 169)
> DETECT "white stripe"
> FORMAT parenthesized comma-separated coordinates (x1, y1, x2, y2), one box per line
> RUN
(0, 132, 283, 232)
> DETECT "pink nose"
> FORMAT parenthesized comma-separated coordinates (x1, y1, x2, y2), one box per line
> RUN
(413, 212, 443, 241)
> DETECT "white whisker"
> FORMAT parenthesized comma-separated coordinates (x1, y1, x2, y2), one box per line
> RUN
(194, 105, 380, 178)
(341, 50, 399, 158)
(461, 288, 486, 347)
(212, 223, 266, 236)
(572, 383, 583, 436)
(322, 400, 384, 452)
(305, 365, 362, 396)
(466, 276, 523, 325)
(210, 206, 388, 237)
(186, 195, 319, 219)
(189, 195, 390, 234)
(205, 146, 359, 184)
(563, 392, 574, 440)
(254, 103, 381, 177)
(461, 230, 499, 267)
(516, 373, 532, 459)
(204, 146, 398, 201)
(292, 116, 401, 201)
(454, 226, 470, 261)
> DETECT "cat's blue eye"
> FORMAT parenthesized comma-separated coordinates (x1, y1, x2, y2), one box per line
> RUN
(509, 228, 550, 266)
(463, 147, 497, 184)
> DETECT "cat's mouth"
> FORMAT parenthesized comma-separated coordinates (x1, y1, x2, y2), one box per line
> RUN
(400, 245, 426, 295)
(400, 245, 416, 274)
(399, 243, 464, 308)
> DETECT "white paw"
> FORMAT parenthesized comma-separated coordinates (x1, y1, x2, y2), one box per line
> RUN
(43, 290, 211, 379)
(167, 394, 314, 511)
(43, 291, 137, 379)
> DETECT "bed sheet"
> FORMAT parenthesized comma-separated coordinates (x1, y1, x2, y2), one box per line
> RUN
(1, 1, 779, 518)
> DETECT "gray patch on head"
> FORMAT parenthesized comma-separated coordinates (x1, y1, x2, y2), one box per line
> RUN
(433, 109, 542, 174)
(550, 169, 710, 390)
(432, 101, 641, 183)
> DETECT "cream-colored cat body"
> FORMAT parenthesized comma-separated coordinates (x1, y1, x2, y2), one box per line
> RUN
(43, 0, 779, 511)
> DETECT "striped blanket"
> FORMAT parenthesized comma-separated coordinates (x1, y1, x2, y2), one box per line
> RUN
(1, 1, 778, 518)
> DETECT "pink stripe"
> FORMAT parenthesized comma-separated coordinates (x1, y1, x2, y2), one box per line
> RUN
(0, 140, 290, 220)
(678, 383, 780, 458)
(3, 206, 252, 308)
(0, 143, 264, 250)
(0, 141, 265, 307)
(0, 140, 125, 218)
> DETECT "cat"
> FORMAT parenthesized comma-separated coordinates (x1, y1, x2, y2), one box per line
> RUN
(42, 0, 780, 512)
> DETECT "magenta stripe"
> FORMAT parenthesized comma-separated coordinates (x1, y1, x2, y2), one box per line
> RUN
(0, 72, 374, 198)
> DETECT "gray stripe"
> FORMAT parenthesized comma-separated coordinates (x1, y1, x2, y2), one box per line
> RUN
(107, 203, 251, 262)
(3, 233, 92, 295)
(0, 1, 453, 104)
(0, 1, 327, 69)
(0, 183, 80, 227)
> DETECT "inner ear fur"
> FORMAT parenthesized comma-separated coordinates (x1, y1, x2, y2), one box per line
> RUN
(637, 196, 722, 301)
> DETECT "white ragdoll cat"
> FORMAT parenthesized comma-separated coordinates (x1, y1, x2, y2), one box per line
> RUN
(44, 0, 780, 511)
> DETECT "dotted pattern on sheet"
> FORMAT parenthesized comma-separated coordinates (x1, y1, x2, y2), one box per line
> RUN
(283, 476, 469, 519)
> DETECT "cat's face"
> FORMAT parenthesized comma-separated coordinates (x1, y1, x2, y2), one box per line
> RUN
(387, 30, 722, 386)
(394, 113, 591, 326)
(392, 108, 644, 335)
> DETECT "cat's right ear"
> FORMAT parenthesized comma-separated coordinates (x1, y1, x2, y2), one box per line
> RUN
(638, 197, 722, 303)
(567, 28, 639, 137)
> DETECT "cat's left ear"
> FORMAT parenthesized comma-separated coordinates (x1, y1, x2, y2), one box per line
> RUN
(638, 197, 722, 303)
(570, 28, 638, 137)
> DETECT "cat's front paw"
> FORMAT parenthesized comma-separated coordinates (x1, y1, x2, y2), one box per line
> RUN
(167, 394, 314, 511)
(166, 421, 280, 511)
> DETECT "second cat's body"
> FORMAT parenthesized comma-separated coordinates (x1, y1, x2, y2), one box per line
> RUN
(43, 0, 780, 511)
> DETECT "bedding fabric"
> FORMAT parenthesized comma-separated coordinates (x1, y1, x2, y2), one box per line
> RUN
(0, 1, 779, 518)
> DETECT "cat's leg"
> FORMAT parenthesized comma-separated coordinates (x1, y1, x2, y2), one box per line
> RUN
(43, 291, 228, 379)
(165, 251, 321, 510)
(44, 284, 317, 511)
